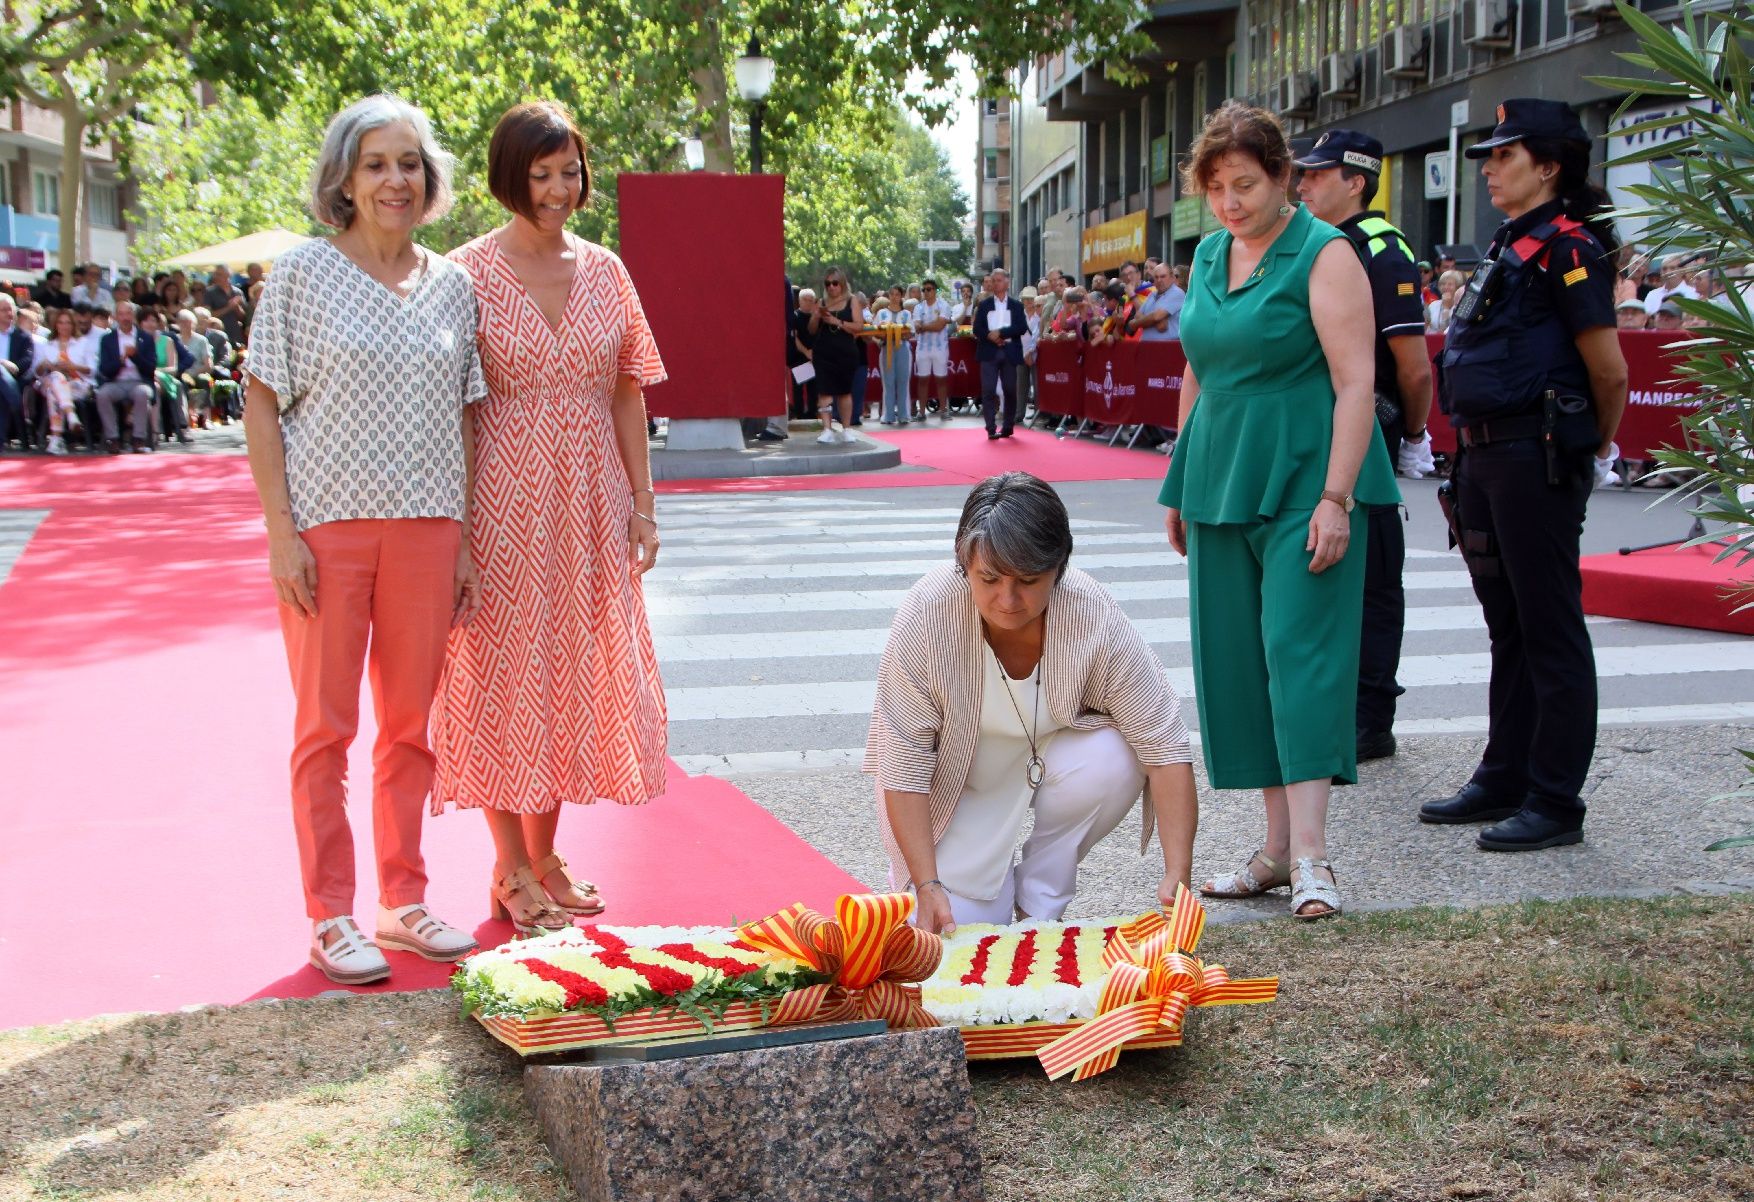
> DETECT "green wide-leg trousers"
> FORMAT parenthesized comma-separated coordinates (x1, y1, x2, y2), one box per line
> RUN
(1186, 507, 1368, 789)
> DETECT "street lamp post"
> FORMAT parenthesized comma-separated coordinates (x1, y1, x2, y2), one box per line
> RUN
(733, 35, 776, 174)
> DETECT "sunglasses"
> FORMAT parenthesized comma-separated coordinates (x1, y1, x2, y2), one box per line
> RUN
(825, 279, 844, 287)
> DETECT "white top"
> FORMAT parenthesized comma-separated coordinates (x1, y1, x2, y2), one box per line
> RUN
(1021, 312, 1041, 357)
(70, 283, 103, 307)
(913, 297, 953, 352)
(932, 648, 1069, 900)
(1645, 282, 1699, 315)
(36, 335, 95, 379)
(111, 328, 144, 382)
(246, 238, 486, 532)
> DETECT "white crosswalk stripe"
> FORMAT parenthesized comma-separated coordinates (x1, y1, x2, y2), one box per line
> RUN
(643, 493, 1754, 775)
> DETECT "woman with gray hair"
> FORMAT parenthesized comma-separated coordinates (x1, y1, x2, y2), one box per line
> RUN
(243, 94, 486, 985)
(866, 472, 1197, 935)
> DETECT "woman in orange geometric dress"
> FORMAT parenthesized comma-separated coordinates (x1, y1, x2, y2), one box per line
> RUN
(431, 101, 667, 934)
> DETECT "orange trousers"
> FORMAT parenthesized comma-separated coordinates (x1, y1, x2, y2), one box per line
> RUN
(280, 518, 460, 920)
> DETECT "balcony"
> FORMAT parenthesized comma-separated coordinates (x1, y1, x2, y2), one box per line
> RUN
(5, 101, 115, 159)
(1044, 0, 1240, 121)
(0, 206, 60, 251)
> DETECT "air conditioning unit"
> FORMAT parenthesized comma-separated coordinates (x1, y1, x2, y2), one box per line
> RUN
(1566, 0, 1619, 20)
(1462, 0, 1516, 47)
(1319, 53, 1360, 99)
(1275, 72, 1318, 118)
(1382, 25, 1430, 79)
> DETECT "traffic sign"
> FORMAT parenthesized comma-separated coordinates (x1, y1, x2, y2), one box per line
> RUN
(918, 240, 960, 250)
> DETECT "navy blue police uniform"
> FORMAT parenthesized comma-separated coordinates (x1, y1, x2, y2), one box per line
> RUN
(1295, 130, 1427, 757)
(1420, 100, 1617, 849)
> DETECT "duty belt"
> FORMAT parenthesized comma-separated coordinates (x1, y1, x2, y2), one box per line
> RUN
(1457, 415, 1544, 448)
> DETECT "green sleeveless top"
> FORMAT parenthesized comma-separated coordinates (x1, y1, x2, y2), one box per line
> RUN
(1159, 204, 1399, 523)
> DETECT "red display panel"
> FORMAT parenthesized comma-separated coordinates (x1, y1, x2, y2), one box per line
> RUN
(617, 173, 786, 418)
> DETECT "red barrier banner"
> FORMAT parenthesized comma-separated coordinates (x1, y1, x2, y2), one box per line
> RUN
(1080, 341, 1137, 425)
(1034, 338, 1082, 417)
(1426, 330, 1700, 460)
(1134, 341, 1186, 428)
(892, 337, 980, 401)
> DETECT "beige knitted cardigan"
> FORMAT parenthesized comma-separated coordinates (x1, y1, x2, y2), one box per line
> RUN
(863, 563, 1193, 879)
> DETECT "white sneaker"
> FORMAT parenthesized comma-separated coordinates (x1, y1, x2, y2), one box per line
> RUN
(816, 428, 838, 444)
(47, 435, 67, 456)
(310, 916, 391, 984)
(840, 427, 860, 443)
(375, 903, 479, 962)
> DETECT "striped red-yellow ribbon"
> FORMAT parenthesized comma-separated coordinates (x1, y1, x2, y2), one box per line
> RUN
(1037, 884, 1278, 1082)
(738, 893, 943, 1030)
(859, 322, 909, 351)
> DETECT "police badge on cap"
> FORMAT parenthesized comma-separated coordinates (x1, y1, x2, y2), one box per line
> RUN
(1293, 129, 1384, 175)
(1465, 98, 1590, 158)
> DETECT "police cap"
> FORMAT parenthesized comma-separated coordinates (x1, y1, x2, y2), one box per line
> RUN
(1465, 98, 1589, 159)
(1293, 129, 1384, 175)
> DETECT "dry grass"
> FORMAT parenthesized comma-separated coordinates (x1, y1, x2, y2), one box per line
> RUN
(2, 894, 1749, 1202)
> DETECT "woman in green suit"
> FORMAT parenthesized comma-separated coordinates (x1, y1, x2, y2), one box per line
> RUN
(1160, 101, 1399, 919)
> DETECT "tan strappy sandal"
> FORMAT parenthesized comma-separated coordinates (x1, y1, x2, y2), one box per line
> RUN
(490, 865, 572, 935)
(532, 853, 606, 917)
(1199, 848, 1291, 899)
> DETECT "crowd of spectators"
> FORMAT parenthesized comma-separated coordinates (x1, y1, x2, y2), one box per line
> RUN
(1, 262, 259, 454)
(783, 258, 1192, 434)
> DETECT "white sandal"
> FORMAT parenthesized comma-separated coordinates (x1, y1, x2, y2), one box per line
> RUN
(1290, 857, 1343, 920)
(1199, 848, 1290, 898)
(311, 916, 390, 984)
(375, 903, 478, 962)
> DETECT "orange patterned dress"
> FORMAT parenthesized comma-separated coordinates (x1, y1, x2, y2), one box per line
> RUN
(431, 232, 668, 813)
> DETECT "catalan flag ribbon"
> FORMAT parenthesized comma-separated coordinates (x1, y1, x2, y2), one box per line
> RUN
(738, 892, 943, 1030)
(1036, 884, 1278, 1082)
(859, 322, 910, 351)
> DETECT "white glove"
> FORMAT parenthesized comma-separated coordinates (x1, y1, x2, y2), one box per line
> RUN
(1594, 442, 1621, 489)
(1398, 432, 1436, 479)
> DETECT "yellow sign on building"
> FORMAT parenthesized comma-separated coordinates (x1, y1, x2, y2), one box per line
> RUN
(1081, 210, 1147, 275)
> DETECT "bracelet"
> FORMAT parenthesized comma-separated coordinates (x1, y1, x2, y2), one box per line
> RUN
(633, 487, 655, 496)
(632, 511, 656, 525)
(914, 878, 945, 892)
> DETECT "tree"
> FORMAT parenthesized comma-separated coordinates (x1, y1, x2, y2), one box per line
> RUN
(0, 1, 194, 273)
(1591, 0, 1754, 849)
(128, 89, 326, 265)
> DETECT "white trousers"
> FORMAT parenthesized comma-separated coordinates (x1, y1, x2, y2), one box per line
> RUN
(902, 726, 1146, 924)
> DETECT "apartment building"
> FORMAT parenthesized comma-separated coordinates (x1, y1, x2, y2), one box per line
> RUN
(0, 99, 131, 288)
(1009, 1, 1726, 279)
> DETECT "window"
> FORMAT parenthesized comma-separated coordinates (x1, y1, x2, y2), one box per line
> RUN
(984, 99, 999, 116)
(32, 170, 59, 217)
(0, 164, 10, 208)
(89, 182, 119, 228)
(984, 149, 998, 180)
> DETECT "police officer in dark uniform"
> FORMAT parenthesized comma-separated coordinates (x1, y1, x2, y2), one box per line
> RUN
(1294, 130, 1433, 763)
(1419, 99, 1628, 850)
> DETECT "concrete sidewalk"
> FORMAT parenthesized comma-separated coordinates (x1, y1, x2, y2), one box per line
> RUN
(730, 722, 1754, 923)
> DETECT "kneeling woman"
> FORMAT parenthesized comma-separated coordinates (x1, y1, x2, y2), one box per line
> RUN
(866, 472, 1197, 935)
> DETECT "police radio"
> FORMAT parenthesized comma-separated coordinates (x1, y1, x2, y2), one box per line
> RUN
(1451, 253, 1503, 325)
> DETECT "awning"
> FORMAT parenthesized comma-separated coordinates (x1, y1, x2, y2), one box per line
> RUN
(158, 229, 314, 273)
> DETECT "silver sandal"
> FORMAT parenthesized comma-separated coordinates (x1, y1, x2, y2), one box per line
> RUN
(1290, 857, 1343, 920)
(310, 916, 390, 984)
(1199, 848, 1290, 898)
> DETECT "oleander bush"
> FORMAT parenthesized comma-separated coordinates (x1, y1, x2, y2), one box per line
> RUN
(1593, 0, 1754, 849)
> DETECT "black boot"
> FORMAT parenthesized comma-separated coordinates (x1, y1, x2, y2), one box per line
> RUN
(1476, 807, 1583, 852)
(1356, 729, 1397, 761)
(1418, 782, 1521, 825)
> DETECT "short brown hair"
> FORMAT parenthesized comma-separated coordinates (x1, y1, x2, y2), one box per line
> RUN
(1181, 100, 1292, 195)
(488, 101, 592, 222)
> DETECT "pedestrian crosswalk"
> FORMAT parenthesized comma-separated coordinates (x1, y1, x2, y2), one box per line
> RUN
(645, 492, 1754, 777)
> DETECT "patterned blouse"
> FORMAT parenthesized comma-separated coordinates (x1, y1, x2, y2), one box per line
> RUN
(246, 238, 486, 532)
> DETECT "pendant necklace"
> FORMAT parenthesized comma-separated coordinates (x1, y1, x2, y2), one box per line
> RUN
(994, 646, 1046, 789)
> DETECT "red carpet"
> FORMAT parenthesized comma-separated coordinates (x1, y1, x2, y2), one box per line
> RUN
(658, 426, 1169, 494)
(0, 458, 867, 1029)
(1581, 543, 1754, 635)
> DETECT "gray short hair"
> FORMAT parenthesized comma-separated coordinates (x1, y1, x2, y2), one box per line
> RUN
(309, 94, 455, 230)
(955, 472, 1074, 581)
